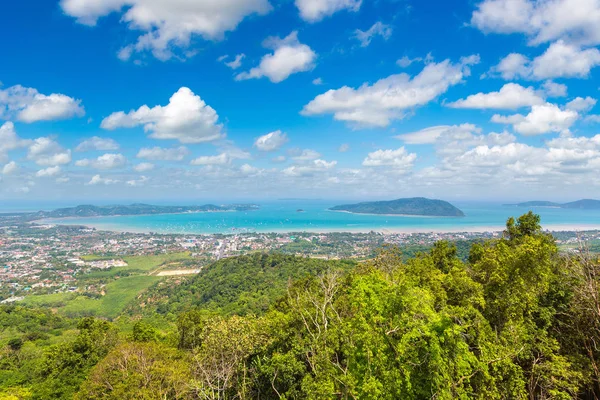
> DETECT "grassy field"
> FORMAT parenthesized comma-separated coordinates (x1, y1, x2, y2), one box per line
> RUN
(61, 275, 161, 319)
(22, 253, 193, 320)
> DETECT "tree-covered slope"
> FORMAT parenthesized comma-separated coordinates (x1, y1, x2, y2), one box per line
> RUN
(138, 253, 356, 316)
(330, 197, 465, 216)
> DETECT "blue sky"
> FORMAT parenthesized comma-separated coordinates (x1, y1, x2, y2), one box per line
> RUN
(1, 0, 600, 203)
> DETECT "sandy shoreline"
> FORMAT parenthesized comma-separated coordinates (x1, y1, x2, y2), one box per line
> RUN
(34, 219, 600, 235)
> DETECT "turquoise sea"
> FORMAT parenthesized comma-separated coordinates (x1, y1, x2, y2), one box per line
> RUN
(38, 201, 600, 234)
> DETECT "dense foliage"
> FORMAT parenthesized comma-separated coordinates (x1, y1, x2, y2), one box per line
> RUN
(134, 253, 356, 317)
(2, 212, 600, 399)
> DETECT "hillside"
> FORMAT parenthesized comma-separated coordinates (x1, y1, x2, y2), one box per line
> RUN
(134, 253, 356, 316)
(330, 197, 465, 217)
(505, 199, 600, 209)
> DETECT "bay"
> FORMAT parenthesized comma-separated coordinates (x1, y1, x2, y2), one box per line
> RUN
(38, 200, 600, 234)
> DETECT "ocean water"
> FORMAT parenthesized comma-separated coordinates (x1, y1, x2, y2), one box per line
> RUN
(39, 201, 600, 234)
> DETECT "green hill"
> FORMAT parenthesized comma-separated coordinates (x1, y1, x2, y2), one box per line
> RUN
(330, 197, 465, 217)
(505, 199, 600, 209)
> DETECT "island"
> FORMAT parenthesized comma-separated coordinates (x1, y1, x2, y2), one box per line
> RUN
(504, 199, 600, 209)
(329, 197, 465, 217)
(1, 203, 260, 223)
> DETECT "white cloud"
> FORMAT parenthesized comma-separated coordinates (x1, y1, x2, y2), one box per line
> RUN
(395, 124, 481, 145)
(126, 176, 149, 186)
(302, 57, 479, 128)
(542, 80, 568, 97)
(75, 136, 120, 152)
(0, 122, 29, 162)
(353, 22, 392, 47)
(36, 166, 62, 178)
(565, 96, 597, 112)
(88, 174, 119, 185)
(292, 149, 321, 161)
(272, 155, 286, 163)
(312, 78, 323, 85)
(76, 153, 127, 169)
(240, 164, 261, 175)
(471, 0, 600, 47)
(0, 85, 84, 123)
(137, 146, 189, 161)
(254, 130, 288, 151)
(2, 161, 18, 175)
(492, 103, 578, 135)
(586, 114, 600, 123)
(447, 83, 544, 109)
(224, 54, 246, 69)
(338, 143, 350, 152)
(283, 159, 337, 176)
(396, 55, 430, 68)
(61, 0, 272, 60)
(295, 0, 361, 22)
(190, 153, 229, 165)
(236, 31, 316, 83)
(101, 87, 224, 143)
(133, 162, 155, 172)
(490, 41, 600, 80)
(362, 147, 417, 170)
(27, 137, 72, 166)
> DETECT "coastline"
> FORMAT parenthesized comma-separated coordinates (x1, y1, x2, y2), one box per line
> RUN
(33, 219, 600, 235)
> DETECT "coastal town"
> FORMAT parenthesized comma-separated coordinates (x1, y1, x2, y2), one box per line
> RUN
(1, 220, 599, 303)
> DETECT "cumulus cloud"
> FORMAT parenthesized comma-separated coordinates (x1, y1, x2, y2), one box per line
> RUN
(394, 124, 480, 145)
(352, 22, 392, 47)
(489, 41, 600, 80)
(295, 0, 361, 22)
(283, 159, 337, 176)
(240, 164, 261, 176)
(190, 153, 230, 166)
(302, 56, 479, 128)
(36, 166, 62, 178)
(492, 103, 579, 135)
(236, 31, 316, 83)
(101, 87, 224, 143)
(137, 146, 189, 161)
(254, 130, 288, 151)
(75, 153, 127, 169)
(542, 81, 568, 97)
(471, 0, 600, 47)
(362, 147, 417, 171)
(312, 78, 323, 85)
(88, 174, 119, 185)
(0, 122, 29, 162)
(2, 161, 18, 175)
(61, 0, 272, 60)
(0, 85, 84, 123)
(292, 149, 321, 161)
(75, 136, 120, 152)
(565, 96, 597, 113)
(27, 137, 72, 166)
(447, 83, 545, 109)
(133, 162, 154, 172)
(126, 176, 149, 186)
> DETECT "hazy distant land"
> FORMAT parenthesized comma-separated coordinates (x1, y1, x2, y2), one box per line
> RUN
(329, 197, 465, 217)
(504, 199, 600, 209)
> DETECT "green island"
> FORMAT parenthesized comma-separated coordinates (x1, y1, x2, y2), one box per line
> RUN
(505, 199, 600, 209)
(2, 212, 600, 399)
(329, 197, 465, 216)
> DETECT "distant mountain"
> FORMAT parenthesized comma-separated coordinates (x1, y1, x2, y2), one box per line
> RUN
(504, 199, 600, 209)
(329, 198, 465, 217)
(2, 203, 259, 221)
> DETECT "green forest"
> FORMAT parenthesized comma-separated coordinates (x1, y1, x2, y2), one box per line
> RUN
(2, 212, 600, 399)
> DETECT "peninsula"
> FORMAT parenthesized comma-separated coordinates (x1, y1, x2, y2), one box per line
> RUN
(504, 199, 600, 209)
(1, 203, 259, 223)
(329, 197, 465, 217)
